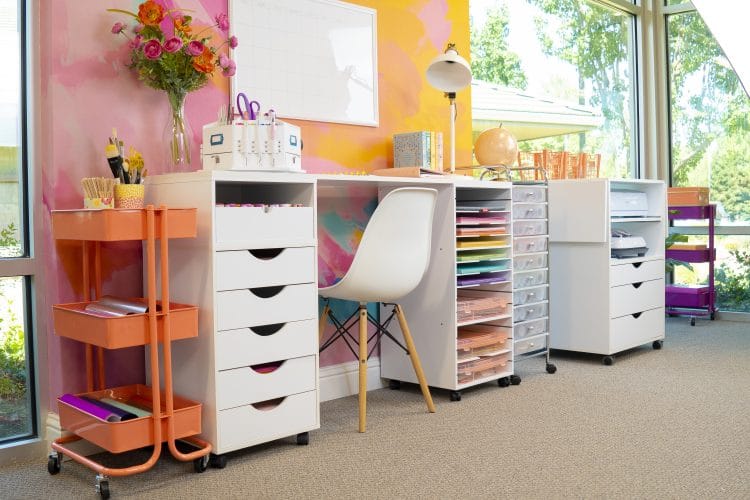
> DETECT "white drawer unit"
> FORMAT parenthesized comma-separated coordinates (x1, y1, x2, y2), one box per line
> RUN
(146, 170, 320, 463)
(548, 179, 666, 365)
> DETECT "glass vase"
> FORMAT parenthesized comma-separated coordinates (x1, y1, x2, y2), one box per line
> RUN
(163, 92, 193, 172)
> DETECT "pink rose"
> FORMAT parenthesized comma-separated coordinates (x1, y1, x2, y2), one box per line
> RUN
(134, 24, 144, 33)
(143, 39, 162, 60)
(111, 22, 126, 34)
(218, 53, 229, 68)
(129, 34, 144, 49)
(215, 13, 229, 32)
(163, 37, 183, 53)
(229, 35, 238, 49)
(222, 59, 236, 77)
(186, 40, 204, 56)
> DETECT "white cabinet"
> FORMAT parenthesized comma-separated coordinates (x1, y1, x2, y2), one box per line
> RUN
(145, 170, 319, 460)
(548, 179, 666, 364)
(380, 179, 516, 400)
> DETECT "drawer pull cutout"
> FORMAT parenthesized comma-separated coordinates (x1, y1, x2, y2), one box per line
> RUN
(631, 282, 643, 289)
(632, 262, 642, 269)
(252, 397, 286, 411)
(631, 312, 642, 319)
(250, 285, 285, 298)
(248, 248, 284, 260)
(250, 360, 285, 374)
(249, 323, 285, 336)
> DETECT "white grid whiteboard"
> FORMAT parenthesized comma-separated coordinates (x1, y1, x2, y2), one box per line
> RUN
(230, 0, 379, 126)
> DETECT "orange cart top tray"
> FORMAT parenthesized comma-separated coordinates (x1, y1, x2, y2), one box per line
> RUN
(51, 207, 196, 241)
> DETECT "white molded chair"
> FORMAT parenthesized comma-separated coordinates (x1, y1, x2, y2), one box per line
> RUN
(318, 187, 437, 432)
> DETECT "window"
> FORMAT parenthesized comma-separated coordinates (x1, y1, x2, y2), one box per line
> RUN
(667, 9, 750, 313)
(0, 0, 36, 444)
(470, 0, 639, 178)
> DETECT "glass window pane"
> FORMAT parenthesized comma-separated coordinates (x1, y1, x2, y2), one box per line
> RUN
(470, 0, 637, 178)
(0, 0, 24, 258)
(0, 276, 33, 442)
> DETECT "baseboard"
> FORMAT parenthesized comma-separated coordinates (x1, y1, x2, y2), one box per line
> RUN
(46, 411, 106, 458)
(319, 359, 386, 402)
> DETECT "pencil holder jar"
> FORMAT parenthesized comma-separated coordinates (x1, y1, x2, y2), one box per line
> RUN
(84, 197, 114, 209)
(114, 184, 145, 209)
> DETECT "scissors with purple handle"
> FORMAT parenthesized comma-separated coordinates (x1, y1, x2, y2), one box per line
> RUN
(236, 92, 260, 121)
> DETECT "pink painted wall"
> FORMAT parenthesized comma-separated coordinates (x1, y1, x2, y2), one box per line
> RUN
(41, 0, 471, 407)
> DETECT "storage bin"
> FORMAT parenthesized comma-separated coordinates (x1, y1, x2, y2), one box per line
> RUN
(514, 317, 548, 340)
(457, 324, 511, 357)
(513, 269, 548, 289)
(513, 220, 548, 236)
(513, 252, 548, 271)
(457, 352, 512, 384)
(665, 285, 711, 308)
(51, 208, 197, 241)
(512, 186, 547, 202)
(513, 285, 549, 305)
(456, 294, 509, 325)
(514, 333, 548, 357)
(513, 302, 549, 323)
(512, 203, 547, 220)
(667, 187, 709, 206)
(513, 235, 548, 254)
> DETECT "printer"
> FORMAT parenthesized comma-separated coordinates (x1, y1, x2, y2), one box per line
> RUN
(201, 119, 303, 172)
(611, 228, 648, 258)
(610, 189, 648, 217)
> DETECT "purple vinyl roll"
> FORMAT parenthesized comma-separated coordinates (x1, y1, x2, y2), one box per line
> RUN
(81, 396, 137, 421)
(59, 394, 118, 422)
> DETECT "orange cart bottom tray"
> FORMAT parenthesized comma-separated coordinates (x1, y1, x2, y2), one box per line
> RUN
(58, 384, 202, 454)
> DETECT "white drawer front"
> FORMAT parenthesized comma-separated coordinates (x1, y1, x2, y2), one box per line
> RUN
(513, 220, 548, 236)
(514, 333, 548, 357)
(512, 186, 547, 202)
(217, 390, 318, 452)
(215, 206, 313, 247)
(513, 203, 547, 220)
(514, 317, 548, 340)
(610, 278, 664, 318)
(215, 247, 315, 291)
(513, 235, 548, 254)
(513, 269, 548, 289)
(217, 283, 317, 331)
(513, 302, 549, 323)
(513, 285, 548, 306)
(216, 319, 317, 370)
(217, 355, 317, 410)
(513, 252, 548, 271)
(610, 307, 664, 353)
(610, 259, 664, 287)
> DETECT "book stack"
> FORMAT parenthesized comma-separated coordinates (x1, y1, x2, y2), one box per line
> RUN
(393, 131, 444, 171)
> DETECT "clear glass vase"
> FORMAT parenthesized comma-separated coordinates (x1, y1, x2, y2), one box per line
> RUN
(163, 91, 193, 172)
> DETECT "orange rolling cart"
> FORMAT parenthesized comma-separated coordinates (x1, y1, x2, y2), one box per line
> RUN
(47, 205, 211, 499)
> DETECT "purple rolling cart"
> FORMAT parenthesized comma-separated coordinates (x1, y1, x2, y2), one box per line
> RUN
(666, 204, 717, 325)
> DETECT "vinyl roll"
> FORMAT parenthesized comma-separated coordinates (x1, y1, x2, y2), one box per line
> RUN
(100, 398, 152, 418)
(80, 396, 138, 421)
(58, 394, 118, 422)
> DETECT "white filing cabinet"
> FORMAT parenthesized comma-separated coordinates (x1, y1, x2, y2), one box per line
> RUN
(146, 170, 319, 464)
(547, 179, 666, 365)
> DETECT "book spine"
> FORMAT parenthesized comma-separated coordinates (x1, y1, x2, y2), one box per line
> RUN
(436, 132, 444, 171)
(423, 131, 430, 169)
(430, 131, 436, 170)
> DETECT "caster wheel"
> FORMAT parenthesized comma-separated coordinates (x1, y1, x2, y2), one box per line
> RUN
(388, 379, 401, 390)
(449, 391, 462, 402)
(546, 363, 557, 374)
(710, 311, 716, 320)
(97, 481, 110, 500)
(652, 340, 663, 350)
(497, 377, 510, 388)
(296, 432, 309, 445)
(510, 375, 521, 386)
(690, 317, 696, 326)
(193, 454, 209, 473)
(47, 454, 61, 475)
(602, 356, 615, 366)
(209, 453, 227, 469)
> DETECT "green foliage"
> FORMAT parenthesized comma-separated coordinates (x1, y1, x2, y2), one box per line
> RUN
(0, 223, 18, 248)
(470, 6, 527, 88)
(0, 299, 26, 400)
(665, 232, 692, 273)
(708, 132, 750, 222)
(715, 248, 750, 312)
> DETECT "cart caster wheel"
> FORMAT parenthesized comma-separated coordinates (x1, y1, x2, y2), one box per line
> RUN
(47, 454, 61, 475)
(209, 453, 227, 469)
(449, 391, 462, 402)
(193, 454, 210, 473)
(602, 356, 615, 366)
(710, 311, 716, 320)
(497, 377, 510, 388)
(546, 363, 557, 374)
(296, 432, 309, 445)
(510, 375, 521, 385)
(690, 317, 696, 326)
(96, 478, 110, 500)
(388, 379, 401, 390)
(652, 340, 663, 350)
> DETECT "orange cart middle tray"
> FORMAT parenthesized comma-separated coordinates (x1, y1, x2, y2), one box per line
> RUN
(51, 208, 197, 241)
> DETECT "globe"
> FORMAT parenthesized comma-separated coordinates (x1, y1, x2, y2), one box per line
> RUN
(474, 126, 518, 166)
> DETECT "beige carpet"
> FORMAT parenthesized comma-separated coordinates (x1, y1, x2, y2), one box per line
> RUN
(1, 317, 748, 499)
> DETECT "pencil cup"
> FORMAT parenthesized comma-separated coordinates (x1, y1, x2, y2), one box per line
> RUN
(84, 197, 114, 209)
(114, 184, 145, 209)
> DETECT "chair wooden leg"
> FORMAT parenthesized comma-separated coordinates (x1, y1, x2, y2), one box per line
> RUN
(358, 304, 368, 432)
(394, 304, 435, 413)
(318, 303, 330, 344)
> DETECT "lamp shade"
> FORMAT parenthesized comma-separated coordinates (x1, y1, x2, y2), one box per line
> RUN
(426, 48, 472, 93)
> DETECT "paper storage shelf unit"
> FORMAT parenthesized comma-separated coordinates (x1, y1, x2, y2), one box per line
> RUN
(548, 179, 666, 365)
(144, 170, 320, 466)
(48, 206, 211, 498)
(380, 179, 516, 402)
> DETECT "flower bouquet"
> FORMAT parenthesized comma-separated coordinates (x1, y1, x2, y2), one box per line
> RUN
(109, 0, 238, 171)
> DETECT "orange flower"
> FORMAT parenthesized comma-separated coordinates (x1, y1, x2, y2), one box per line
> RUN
(192, 46, 215, 74)
(138, 1, 165, 26)
(174, 15, 191, 36)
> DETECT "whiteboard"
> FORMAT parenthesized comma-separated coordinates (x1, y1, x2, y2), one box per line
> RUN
(230, 0, 379, 126)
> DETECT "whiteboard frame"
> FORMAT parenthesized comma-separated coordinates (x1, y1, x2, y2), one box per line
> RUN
(229, 0, 379, 127)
